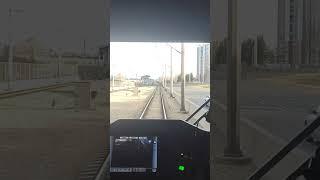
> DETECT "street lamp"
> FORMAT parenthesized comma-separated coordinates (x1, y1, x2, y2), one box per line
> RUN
(7, 8, 24, 90)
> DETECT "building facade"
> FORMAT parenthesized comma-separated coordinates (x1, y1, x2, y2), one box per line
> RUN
(197, 44, 210, 83)
(277, 0, 320, 67)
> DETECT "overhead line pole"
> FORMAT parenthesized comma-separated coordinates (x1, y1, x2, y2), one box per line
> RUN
(180, 43, 186, 113)
(170, 47, 174, 97)
(166, 43, 185, 112)
(224, 0, 249, 162)
(7, 8, 24, 91)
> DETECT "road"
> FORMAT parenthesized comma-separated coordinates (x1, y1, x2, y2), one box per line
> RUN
(173, 79, 320, 143)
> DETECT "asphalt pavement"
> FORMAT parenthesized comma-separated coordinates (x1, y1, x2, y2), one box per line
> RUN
(173, 80, 320, 145)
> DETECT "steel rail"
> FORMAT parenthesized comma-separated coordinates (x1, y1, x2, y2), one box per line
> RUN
(138, 87, 158, 119)
(160, 88, 167, 120)
(94, 154, 110, 180)
(0, 82, 71, 99)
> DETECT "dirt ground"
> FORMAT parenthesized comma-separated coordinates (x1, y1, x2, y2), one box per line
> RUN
(110, 86, 155, 123)
(0, 85, 108, 180)
(0, 127, 107, 180)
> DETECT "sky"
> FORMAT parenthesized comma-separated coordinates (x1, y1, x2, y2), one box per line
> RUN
(0, 0, 107, 53)
(111, 42, 206, 79)
(109, 0, 278, 79)
(213, 0, 278, 47)
(0, 0, 278, 72)
(0, 0, 278, 48)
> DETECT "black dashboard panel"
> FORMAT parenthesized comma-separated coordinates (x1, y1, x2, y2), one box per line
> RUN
(110, 119, 210, 180)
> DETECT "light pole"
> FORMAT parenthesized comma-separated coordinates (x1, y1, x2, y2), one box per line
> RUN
(180, 43, 186, 113)
(167, 43, 186, 112)
(164, 64, 167, 88)
(7, 8, 24, 90)
(57, 49, 61, 82)
(112, 74, 115, 91)
(170, 47, 174, 97)
(167, 44, 181, 95)
(161, 72, 164, 87)
(208, 1, 215, 178)
(224, 0, 244, 158)
(54, 48, 62, 83)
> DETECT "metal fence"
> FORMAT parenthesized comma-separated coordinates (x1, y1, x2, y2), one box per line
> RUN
(0, 62, 77, 81)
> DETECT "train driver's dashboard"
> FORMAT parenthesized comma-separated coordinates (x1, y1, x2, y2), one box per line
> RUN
(109, 119, 210, 180)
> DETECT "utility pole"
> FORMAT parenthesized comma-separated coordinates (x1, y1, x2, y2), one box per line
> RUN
(7, 8, 24, 90)
(164, 64, 167, 89)
(7, 8, 13, 90)
(162, 72, 165, 87)
(225, 0, 243, 158)
(253, 36, 258, 67)
(112, 74, 115, 91)
(202, 50, 205, 83)
(58, 51, 61, 82)
(106, 0, 111, 176)
(170, 47, 174, 97)
(83, 40, 86, 57)
(180, 43, 186, 112)
(167, 44, 182, 99)
(208, 1, 215, 178)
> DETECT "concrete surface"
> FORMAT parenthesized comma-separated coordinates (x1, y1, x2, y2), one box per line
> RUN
(173, 81, 319, 152)
(162, 88, 258, 180)
(171, 81, 318, 179)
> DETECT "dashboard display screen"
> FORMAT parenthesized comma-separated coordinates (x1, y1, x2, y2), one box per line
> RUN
(110, 136, 158, 173)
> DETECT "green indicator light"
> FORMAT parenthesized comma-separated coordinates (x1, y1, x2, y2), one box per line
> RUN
(178, 165, 185, 171)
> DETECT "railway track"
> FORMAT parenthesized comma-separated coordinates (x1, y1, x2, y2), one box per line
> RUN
(88, 86, 168, 180)
(139, 86, 167, 120)
(79, 148, 109, 180)
(0, 81, 110, 180)
(0, 82, 72, 99)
